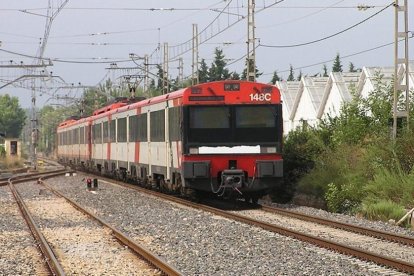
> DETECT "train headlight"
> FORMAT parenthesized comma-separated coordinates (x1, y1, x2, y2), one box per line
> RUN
(189, 147, 199, 154)
(260, 146, 277, 153)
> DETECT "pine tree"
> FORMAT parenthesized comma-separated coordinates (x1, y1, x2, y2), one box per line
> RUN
(198, 59, 209, 83)
(349, 62, 357, 72)
(322, 64, 329, 77)
(287, 65, 295, 81)
(332, 53, 343, 72)
(241, 60, 262, 80)
(297, 71, 303, 81)
(230, 71, 240, 80)
(270, 71, 280, 84)
(156, 64, 164, 90)
(208, 48, 230, 81)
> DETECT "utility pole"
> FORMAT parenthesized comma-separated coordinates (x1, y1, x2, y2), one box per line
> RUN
(392, 0, 409, 139)
(144, 54, 149, 96)
(247, 0, 256, 82)
(30, 0, 69, 170)
(163, 42, 169, 94)
(178, 57, 184, 87)
(192, 24, 199, 85)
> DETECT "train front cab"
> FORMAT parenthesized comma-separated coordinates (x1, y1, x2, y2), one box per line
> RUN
(180, 81, 283, 200)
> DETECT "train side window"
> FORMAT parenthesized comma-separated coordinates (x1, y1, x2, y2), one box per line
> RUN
(74, 128, 79, 144)
(110, 119, 116, 142)
(150, 110, 165, 142)
(103, 121, 109, 143)
(137, 113, 147, 142)
(129, 115, 137, 142)
(80, 127, 85, 144)
(169, 106, 181, 141)
(117, 117, 127, 142)
(93, 123, 102, 143)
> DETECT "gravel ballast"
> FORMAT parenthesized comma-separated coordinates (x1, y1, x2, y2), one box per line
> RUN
(0, 186, 47, 275)
(15, 181, 161, 276)
(44, 174, 410, 275)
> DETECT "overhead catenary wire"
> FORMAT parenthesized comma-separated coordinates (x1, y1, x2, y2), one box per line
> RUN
(0, 47, 132, 64)
(168, 0, 285, 61)
(260, 2, 394, 48)
(258, 0, 346, 29)
(0, 4, 386, 12)
(261, 36, 414, 76)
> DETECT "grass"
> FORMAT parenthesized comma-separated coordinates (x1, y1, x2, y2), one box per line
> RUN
(360, 200, 406, 224)
(0, 156, 24, 170)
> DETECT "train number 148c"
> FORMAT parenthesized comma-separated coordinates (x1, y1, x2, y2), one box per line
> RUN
(249, 93, 271, 101)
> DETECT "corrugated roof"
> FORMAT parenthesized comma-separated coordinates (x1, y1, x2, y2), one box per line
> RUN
(303, 77, 328, 111)
(276, 81, 300, 115)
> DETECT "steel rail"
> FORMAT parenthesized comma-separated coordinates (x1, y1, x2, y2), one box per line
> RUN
(99, 178, 414, 274)
(40, 177, 182, 276)
(8, 177, 66, 276)
(260, 204, 414, 246)
(0, 169, 67, 186)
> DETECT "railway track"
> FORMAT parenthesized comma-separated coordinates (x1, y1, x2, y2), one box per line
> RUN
(259, 204, 414, 246)
(5, 169, 181, 276)
(7, 172, 68, 275)
(88, 175, 414, 274)
(38, 176, 181, 276)
(0, 158, 67, 186)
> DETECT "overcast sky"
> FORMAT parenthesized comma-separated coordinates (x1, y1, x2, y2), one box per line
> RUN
(0, 0, 407, 108)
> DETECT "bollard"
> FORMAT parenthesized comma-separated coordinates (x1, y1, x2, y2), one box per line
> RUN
(93, 178, 98, 189)
(86, 178, 92, 190)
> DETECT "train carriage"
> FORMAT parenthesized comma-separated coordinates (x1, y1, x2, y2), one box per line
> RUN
(57, 80, 283, 201)
(57, 117, 91, 166)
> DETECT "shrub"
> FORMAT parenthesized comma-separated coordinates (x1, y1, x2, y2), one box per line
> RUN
(395, 129, 414, 173)
(282, 126, 325, 184)
(276, 126, 325, 202)
(296, 143, 367, 209)
(360, 200, 406, 223)
(0, 145, 5, 158)
(325, 182, 363, 214)
(363, 166, 414, 208)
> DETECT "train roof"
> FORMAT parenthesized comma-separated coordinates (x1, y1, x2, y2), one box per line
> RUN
(57, 81, 281, 128)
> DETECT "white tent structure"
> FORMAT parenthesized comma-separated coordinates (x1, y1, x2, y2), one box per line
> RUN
(277, 80, 300, 134)
(318, 72, 360, 120)
(276, 63, 414, 136)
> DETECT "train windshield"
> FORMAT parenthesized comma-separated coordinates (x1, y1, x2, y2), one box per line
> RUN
(235, 106, 276, 128)
(185, 105, 281, 147)
(189, 106, 230, 129)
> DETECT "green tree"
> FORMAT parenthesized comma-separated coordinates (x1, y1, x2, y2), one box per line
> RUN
(241, 60, 262, 81)
(38, 105, 72, 155)
(287, 65, 295, 81)
(270, 71, 281, 84)
(198, 58, 209, 83)
(170, 77, 180, 92)
(208, 48, 230, 81)
(297, 71, 303, 81)
(349, 62, 357, 72)
(332, 53, 343, 72)
(322, 64, 329, 77)
(147, 78, 160, 96)
(81, 87, 109, 116)
(230, 71, 240, 80)
(0, 94, 26, 138)
(156, 64, 165, 90)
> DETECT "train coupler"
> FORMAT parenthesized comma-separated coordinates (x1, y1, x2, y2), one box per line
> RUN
(221, 169, 245, 189)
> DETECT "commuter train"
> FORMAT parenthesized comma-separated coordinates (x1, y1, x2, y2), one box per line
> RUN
(57, 80, 283, 202)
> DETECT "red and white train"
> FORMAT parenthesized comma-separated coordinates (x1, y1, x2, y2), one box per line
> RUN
(57, 80, 283, 201)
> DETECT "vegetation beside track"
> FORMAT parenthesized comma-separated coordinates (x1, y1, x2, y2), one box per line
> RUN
(278, 73, 414, 226)
(0, 156, 24, 170)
